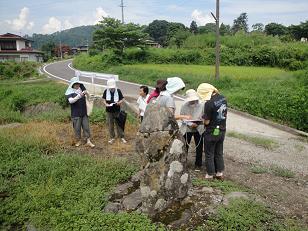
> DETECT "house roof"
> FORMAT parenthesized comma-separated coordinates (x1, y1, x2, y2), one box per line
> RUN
(0, 33, 32, 42)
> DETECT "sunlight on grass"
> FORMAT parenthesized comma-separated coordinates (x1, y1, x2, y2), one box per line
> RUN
(227, 131, 278, 150)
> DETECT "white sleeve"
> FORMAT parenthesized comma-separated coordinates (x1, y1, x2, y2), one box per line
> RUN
(68, 94, 81, 104)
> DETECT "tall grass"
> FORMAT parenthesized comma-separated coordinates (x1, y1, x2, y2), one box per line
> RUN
(0, 124, 161, 230)
(0, 80, 68, 124)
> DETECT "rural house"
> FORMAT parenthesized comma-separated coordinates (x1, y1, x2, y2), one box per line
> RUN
(0, 33, 43, 62)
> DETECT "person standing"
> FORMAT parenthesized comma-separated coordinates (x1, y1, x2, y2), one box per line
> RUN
(180, 89, 204, 170)
(65, 77, 95, 148)
(201, 84, 227, 180)
(137, 85, 149, 122)
(102, 79, 127, 144)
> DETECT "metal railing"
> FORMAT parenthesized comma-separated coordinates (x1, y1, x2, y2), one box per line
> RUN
(75, 70, 119, 96)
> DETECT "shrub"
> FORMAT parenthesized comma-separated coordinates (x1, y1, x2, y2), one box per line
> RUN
(10, 95, 28, 112)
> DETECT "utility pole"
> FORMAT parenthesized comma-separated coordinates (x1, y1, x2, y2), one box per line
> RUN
(211, 0, 220, 80)
(120, 0, 125, 24)
(59, 27, 63, 59)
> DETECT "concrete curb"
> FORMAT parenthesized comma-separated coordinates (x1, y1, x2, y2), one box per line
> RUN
(228, 108, 308, 138)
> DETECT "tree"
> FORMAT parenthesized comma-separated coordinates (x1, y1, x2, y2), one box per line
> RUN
(189, 21, 198, 34)
(219, 23, 231, 35)
(252, 23, 264, 32)
(232, 13, 249, 34)
(199, 23, 216, 34)
(54, 44, 71, 57)
(264, 23, 287, 36)
(144, 20, 169, 46)
(169, 30, 191, 48)
(93, 17, 148, 55)
(41, 42, 56, 59)
(288, 21, 308, 40)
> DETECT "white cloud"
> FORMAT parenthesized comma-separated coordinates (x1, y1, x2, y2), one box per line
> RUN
(94, 7, 108, 24)
(42, 17, 61, 34)
(6, 7, 34, 31)
(191, 9, 215, 26)
(63, 20, 73, 30)
(26, 21, 34, 30)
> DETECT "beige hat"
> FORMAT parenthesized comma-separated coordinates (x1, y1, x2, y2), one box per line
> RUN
(196, 83, 218, 102)
(107, 79, 116, 89)
(185, 89, 200, 102)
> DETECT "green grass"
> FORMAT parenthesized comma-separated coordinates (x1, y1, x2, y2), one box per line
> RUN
(197, 198, 305, 231)
(0, 79, 68, 124)
(270, 165, 295, 178)
(227, 131, 278, 150)
(0, 127, 162, 230)
(250, 165, 269, 174)
(192, 178, 249, 194)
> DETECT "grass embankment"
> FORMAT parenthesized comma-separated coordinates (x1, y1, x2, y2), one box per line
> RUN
(73, 56, 308, 132)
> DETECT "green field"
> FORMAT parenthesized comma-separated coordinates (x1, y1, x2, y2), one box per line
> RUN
(74, 58, 307, 131)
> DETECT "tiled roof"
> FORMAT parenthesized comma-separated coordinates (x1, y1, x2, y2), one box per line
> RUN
(0, 33, 32, 41)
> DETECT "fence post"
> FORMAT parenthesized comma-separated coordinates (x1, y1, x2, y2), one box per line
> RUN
(92, 74, 96, 96)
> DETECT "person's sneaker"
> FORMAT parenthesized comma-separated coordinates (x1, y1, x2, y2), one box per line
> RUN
(86, 139, 95, 148)
(194, 165, 202, 172)
(121, 138, 127, 144)
(108, 138, 115, 144)
(204, 174, 214, 180)
(75, 141, 82, 147)
(215, 172, 224, 181)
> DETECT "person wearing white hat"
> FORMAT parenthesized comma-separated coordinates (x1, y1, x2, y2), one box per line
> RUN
(157, 77, 184, 114)
(180, 89, 204, 170)
(65, 77, 95, 148)
(102, 79, 127, 144)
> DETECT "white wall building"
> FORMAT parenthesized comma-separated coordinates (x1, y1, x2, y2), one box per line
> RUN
(0, 33, 43, 62)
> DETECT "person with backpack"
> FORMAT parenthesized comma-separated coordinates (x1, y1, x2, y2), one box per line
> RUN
(102, 79, 127, 144)
(199, 83, 227, 180)
(65, 77, 95, 148)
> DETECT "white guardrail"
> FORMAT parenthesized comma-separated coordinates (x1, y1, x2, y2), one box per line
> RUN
(75, 70, 119, 84)
(74, 70, 119, 96)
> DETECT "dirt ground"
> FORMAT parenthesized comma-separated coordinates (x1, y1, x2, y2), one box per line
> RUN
(68, 122, 308, 226)
(3, 121, 307, 227)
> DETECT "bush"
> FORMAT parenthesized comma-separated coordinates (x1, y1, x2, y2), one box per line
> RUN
(0, 61, 39, 80)
(10, 95, 28, 112)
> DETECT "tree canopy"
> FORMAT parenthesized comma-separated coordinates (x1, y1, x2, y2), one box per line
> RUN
(232, 13, 249, 34)
(93, 17, 148, 54)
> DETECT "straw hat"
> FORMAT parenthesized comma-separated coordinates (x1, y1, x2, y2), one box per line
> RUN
(185, 89, 200, 102)
(107, 79, 116, 89)
(196, 83, 218, 102)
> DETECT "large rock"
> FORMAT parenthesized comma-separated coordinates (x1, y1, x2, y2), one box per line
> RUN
(136, 103, 191, 217)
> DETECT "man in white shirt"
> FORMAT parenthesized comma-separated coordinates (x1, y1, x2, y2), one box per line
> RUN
(137, 86, 149, 122)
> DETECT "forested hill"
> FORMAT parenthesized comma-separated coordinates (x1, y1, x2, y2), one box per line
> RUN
(28, 25, 96, 49)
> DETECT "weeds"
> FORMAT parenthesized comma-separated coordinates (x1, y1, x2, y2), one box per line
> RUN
(227, 131, 278, 150)
(271, 166, 295, 178)
(192, 178, 249, 194)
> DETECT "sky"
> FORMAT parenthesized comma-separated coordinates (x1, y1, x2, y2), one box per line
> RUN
(0, 0, 307, 35)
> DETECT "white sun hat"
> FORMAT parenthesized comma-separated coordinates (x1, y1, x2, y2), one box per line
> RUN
(107, 79, 116, 89)
(166, 77, 185, 95)
(185, 89, 200, 102)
